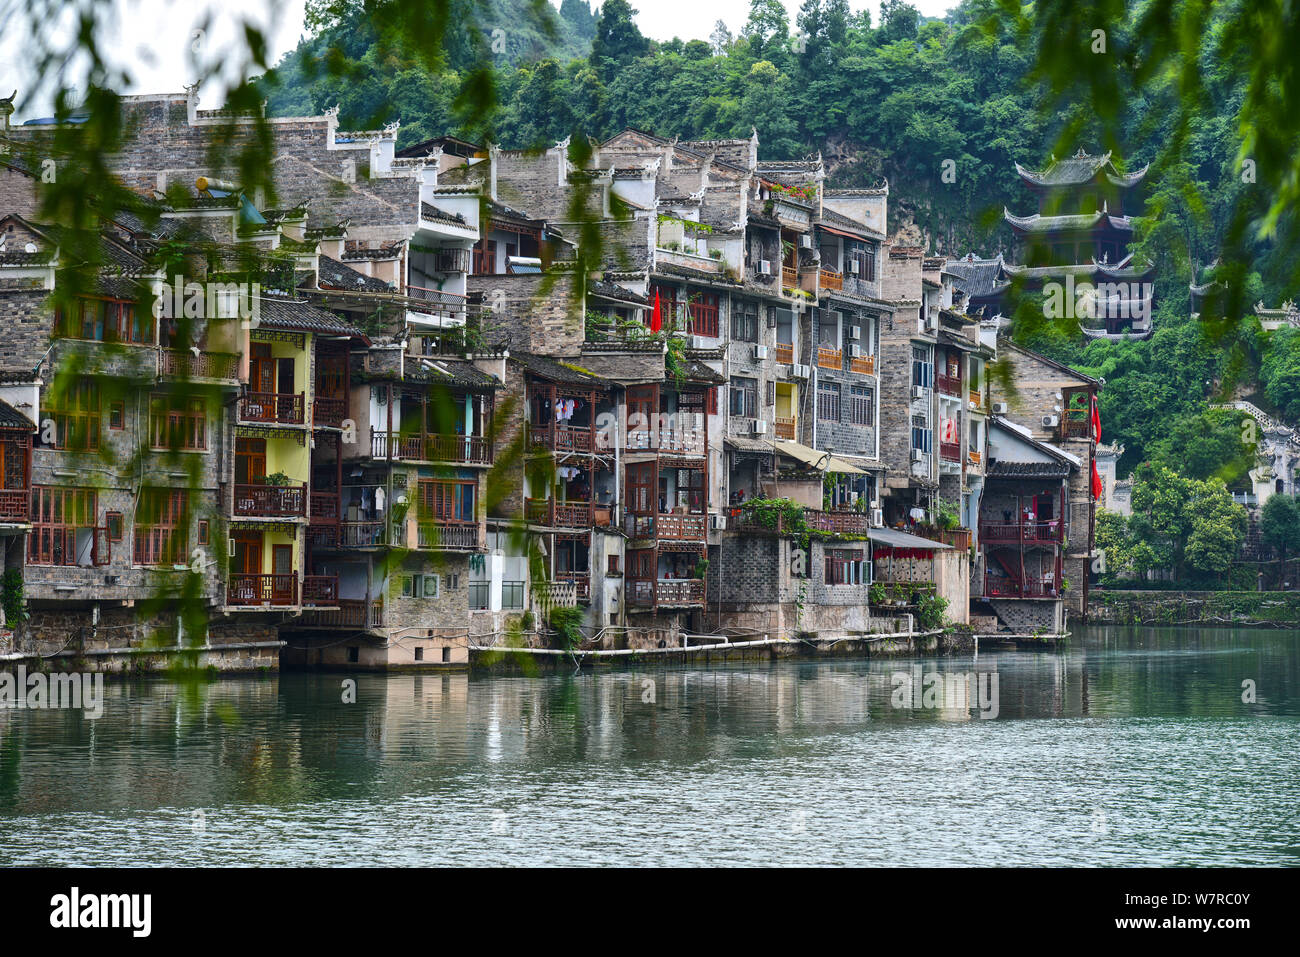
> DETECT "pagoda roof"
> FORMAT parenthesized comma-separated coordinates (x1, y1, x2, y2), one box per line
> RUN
(942, 254, 1010, 300)
(1003, 208, 1133, 234)
(1015, 149, 1148, 189)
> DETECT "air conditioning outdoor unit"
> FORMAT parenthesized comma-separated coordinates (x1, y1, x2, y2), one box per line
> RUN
(758, 260, 772, 275)
(849, 344, 862, 358)
(710, 513, 728, 531)
(690, 335, 711, 349)
(912, 385, 927, 400)
(753, 419, 769, 435)
(847, 326, 859, 339)
(992, 402, 1009, 414)
(871, 508, 884, 527)
(911, 449, 926, 462)
(1042, 414, 1059, 427)
(753, 344, 768, 360)
(799, 234, 812, 248)
(793, 363, 811, 379)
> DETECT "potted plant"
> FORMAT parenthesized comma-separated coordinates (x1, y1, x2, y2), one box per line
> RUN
(264, 471, 291, 486)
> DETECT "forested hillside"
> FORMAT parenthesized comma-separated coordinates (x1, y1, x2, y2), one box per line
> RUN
(256, 0, 1300, 483)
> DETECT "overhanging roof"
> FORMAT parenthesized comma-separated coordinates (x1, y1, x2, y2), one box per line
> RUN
(868, 528, 952, 550)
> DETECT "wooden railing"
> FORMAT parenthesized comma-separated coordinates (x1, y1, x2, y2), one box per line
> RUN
(529, 424, 594, 453)
(301, 598, 384, 629)
(626, 513, 707, 541)
(850, 354, 875, 375)
(937, 374, 962, 396)
(555, 572, 591, 602)
(686, 300, 719, 337)
(159, 349, 239, 380)
(984, 575, 1059, 598)
(310, 492, 339, 522)
(1063, 416, 1092, 439)
(227, 573, 297, 606)
(525, 498, 592, 528)
(0, 488, 29, 522)
(339, 521, 387, 547)
(775, 342, 794, 364)
(625, 427, 705, 455)
(775, 415, 796, 439)
(817, 347, 842, 371)
(313, 396, 347, 428)
(782, 266, 798, 289)
(302, 575, 340, 605)
(969, 390, 983, 409)
(940, 441, 961, 462)
(416, 522, 483, 550)
(628, 578, 705, 607)
(738, 505, 871, 537)
(979, 521, 1063, 543)
(370, 430, 491, 464)
(819, 268, 843, 291)
(233, 483, 307, 518)
(968, 449, 982, 466)
(240, 391, 305, 425)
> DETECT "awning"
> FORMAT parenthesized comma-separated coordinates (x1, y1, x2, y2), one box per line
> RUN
(867, 528, 952, 550)
(773, 438, 865, 474)
(818, 223, 877, 242)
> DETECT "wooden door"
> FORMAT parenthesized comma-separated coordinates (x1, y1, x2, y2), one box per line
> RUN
(250, 343, 274, 393)
(627, 463, 656, 515)
(235, 438, 267, 485)
(272, 544, 294, 602)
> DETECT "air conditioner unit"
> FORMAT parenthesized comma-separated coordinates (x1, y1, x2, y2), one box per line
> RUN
(753, 344, 768, 360)
(799, 234, 812, 248)
(871, 508, 884, 527)
(758, 260, 772, 275)
(912, 385, 928, 400)
(847, 326, 859, 340)
(793, 363, 811, 379)
(709, 513, 728, 531)
(753, 420, 769, 435)
(1042, 414, 1059, 427)
(849, 344, 862, 358)
(690, 335, 711, 349)
(911, 449, 926, 462)
(991, 402, 1009, 414)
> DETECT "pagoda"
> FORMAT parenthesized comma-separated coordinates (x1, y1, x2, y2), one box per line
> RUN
(998, 149, 1155, 340)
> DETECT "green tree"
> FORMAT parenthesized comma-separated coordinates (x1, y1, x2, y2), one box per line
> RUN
(1260, 493, 1300, 564)
(591, 0, 650, 79)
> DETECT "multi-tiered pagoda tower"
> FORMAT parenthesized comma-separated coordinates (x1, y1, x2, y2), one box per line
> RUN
(994, 149, 1154, 340)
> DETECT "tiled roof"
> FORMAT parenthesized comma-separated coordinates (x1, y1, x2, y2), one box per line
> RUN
(255, 297, 368, 340)
(0, 398, 34, 429)
(986, 460, 1071, 478)
(1015, 150, 1148, 189)
(818, 207, 885, 240)
(316, 255, 393, 293)
(943, 255, 1009, 299)
(420, 202, 469, 227)
(588, 279, 648, 306)
(511, 351, 608, 386)
(403, 357, 500, 390)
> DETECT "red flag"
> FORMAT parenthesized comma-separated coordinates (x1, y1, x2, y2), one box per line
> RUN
(650, 288, 662, 333)
(1091, 460, 1103, 501)
(1091, 396, 1101, 443)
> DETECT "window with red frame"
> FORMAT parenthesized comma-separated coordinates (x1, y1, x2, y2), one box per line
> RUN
(46, 380, 100, 451)
(134, 488, 189, 565)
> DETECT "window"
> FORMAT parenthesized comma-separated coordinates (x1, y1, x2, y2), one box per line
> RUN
(46, 380, 100, 451)
(469, 581, 489, 610)
(686, 292, 719, 337)
(57, 298, 153, 344)
(417, 480, 476, 522)
(911, 414, 932, 452)
(402, 573, 440, 598)
(109, 402, 125, 430)
(150, 395, 207, 450)
(29, 486, 103, 566)
(731, 299, 759, 342)
(912, 346, 933, 389)
(414, 647, 424, 661)
(134, 488, 188, 565)
(850, 386, 874, 426)
(817, 382, 840, 422)
(765, 380, 775, 408)
(729, 377, 757, 418)
(442, 647, 451, 663)
(609, 554, 620, 574)
(105, 511, 123, 542)
(502, 580, 525, 609)
(347, 646, 359, 663)
(825, 548, 867, 585)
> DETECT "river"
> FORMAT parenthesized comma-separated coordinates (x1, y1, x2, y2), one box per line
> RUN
(1, 625, 1296, 866)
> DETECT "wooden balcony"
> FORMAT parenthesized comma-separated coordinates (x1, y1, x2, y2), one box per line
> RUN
(556, 572, 591, 603)
(817, 347, 843, 371)
(782, 266, 798, 290)
(737, 504, 870, 537)
(158, 349, 239, 381)
(233, 483, 307, 518)
(525, 497, 592, 529)
(940, 441, 961, 463)
(979, 521, 1063, 544)
(227, 573, 297, 606)
(416, 522, 484, 550)
(370, 430, 492, 465)
(1062, 416, 1092, 439)
(0, 488, 29, 523)
(625, 427, 705, 455)
(775, 342, 794, 364)
(302, 575, 340, 606)
(984, 575, 1059, 598)
(628, 578, 705, 608)
(937, 374, 962, 397)
(819, 268, 843, 291)
(775, 415, 796, 439)
(300, 598, 384, 629)
(240, 391, 305, 425)
(968, 449, 982, 467)
(529, 424, 594, 453)
(849, 354, 875, 375)
(310, 491, 339, 523)
(626, 512, 707, 541)
(313, 396, 347, 428)
(969, 390, 983, 410)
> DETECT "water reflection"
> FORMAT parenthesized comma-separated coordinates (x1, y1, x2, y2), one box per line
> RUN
(0, 626, 1296, 866)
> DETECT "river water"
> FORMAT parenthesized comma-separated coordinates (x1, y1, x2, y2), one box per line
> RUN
(1, 625, 1296, 866)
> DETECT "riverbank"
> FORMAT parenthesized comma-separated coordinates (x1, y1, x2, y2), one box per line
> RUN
(1088, 589, 1300, 628)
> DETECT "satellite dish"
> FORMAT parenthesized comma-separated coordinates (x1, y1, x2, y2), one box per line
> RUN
(24, 242, 36, 253)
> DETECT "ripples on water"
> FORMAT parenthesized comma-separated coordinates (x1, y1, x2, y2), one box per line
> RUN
(1, 626, 1297, 866)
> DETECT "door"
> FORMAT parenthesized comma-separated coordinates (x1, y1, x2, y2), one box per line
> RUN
(232, 533, 262, 604)
(626, 463, 656, 515)
(250, 343, 275, 393)
(272, 544, 294, 603)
